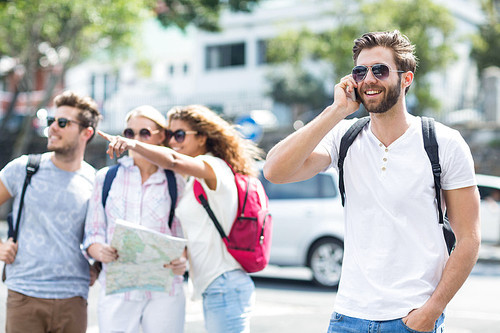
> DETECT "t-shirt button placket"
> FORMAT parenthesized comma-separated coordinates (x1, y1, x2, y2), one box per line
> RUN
(381, 146, 389, 175)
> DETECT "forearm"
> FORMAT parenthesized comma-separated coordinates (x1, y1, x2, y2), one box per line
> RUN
(88, 243, 118, 263)
(132, 141, 213, 180)
(421, 235, 480, 319)
(87, 243, 101, 260)
(421, 186, 481, 317)
(0, 179, 12, 207)
(131, 141, 176, 170)
(264, 104, 345, 183)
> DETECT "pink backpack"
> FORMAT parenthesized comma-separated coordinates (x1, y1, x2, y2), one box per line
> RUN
(193, 163, 272, 273)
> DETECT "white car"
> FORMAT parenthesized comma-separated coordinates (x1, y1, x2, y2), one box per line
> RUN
(259, 171, 500, 288)
(259, 169, 344, 288)
(477, 174, 500, 244)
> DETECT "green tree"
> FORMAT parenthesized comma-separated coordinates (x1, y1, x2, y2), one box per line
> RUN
(267, 66, 330, 121)
(0, 0, 157, 158)
(156, 0, 260, 31)
(470, 0, 500, 73)
(0, 0, 261, 160)
(266, 0, 456, 119)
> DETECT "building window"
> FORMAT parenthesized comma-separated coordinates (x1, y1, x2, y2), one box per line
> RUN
(169, 65, 175, 76)
(183, 63, 189, 74)
(257, 40, 269, 65)
(205, 42, 245, 70)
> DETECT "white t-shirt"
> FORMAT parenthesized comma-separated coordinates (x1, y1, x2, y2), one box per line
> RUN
(318, 115, 476, 320)
(176, 155, 241, 299)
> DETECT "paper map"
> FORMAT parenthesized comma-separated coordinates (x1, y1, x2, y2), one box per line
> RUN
(106, 219, 187, 295)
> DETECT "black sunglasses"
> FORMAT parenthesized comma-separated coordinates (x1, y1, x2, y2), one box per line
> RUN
(166, 129, 198, 143)
(123, 128, 160, 140)
(351, 64, 404, 82)
(47, 116, 84, 128)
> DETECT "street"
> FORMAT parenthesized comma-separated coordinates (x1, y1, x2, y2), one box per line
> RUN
(2, 262, 499, 332)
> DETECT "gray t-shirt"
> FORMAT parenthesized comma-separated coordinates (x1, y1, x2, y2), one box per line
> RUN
(0, 152, 95, 299)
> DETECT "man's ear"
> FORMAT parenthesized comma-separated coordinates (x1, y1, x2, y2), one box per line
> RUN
(403, 71, 414, 89)
(83, 126, 95, 142)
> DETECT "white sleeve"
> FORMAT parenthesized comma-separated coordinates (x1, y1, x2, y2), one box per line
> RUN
(437, 125, 477, 190)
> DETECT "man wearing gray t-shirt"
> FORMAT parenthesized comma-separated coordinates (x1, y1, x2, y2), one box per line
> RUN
(0, 91, 101, 333)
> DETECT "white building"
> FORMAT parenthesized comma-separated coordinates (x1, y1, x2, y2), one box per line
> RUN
(65, 0, 486, 133)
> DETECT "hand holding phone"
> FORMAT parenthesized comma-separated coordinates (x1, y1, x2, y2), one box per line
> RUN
(346, 87, 358, 102)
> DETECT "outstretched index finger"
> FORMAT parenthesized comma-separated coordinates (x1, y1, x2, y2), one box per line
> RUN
(98, 130, 113, 142)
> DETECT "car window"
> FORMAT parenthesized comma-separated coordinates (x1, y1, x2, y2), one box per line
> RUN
(259, 173, 337, 200)
(478, 186, 500, 203)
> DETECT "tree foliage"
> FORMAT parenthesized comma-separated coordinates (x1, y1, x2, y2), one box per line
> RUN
(0, 0, 156, 158)
(267, 67, 330, 111)
(156, 0, 260, 31)
(266, 0, 457, 117)
(0, 0, 155, 71)
(0, 0, 262, 159)
(470, 0, 500, 73)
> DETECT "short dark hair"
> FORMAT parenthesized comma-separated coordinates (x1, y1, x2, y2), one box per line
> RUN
(353, 30, 417, 93)
(54, 91, 102, 142)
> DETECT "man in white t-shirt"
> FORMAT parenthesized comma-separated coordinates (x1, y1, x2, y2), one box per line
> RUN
(264, 30, 480, 332)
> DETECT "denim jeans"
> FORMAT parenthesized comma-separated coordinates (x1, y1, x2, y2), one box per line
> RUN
(327, 312, 445, 333)
(202, 269, 255, 333)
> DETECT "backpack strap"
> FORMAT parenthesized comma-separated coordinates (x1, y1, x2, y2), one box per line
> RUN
(12, 154, 42, 242)
(338, 117, 370, 206)
(193, 180, 228, 240)
(421, 117, 444, 225)
(102, 164, 120, 208)
(165, 170, 177, 229)
(101, 164, 177, 228)
(422, 117, 456, 254)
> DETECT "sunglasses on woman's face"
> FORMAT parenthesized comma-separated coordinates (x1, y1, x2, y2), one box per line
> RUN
(122, 128, 160, 140)
(166, 129, 198, 143)
(47, 116, 84, 128)
(351, 64, 404, 82)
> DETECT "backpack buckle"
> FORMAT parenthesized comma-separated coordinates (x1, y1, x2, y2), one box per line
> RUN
(26, 166, 37, 174)
(432, 164, 441, 175)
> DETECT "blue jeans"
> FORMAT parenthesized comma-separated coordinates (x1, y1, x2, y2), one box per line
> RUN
(202, 269, 255, 333)
(327, 312, 445, 333)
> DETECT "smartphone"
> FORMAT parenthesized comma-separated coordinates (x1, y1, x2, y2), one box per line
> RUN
(347, 87, 359, 102)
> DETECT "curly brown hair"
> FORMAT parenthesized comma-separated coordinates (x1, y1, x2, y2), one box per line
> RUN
(167, 105, 264, 177)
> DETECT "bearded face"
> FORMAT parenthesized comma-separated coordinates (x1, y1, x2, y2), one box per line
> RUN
(360, 75, 402, 114)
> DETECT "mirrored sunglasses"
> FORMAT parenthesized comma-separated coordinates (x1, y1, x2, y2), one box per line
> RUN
(122, 128, 160, 140)
(351, 64, 404, 82)
(166, 129, 198, 143)
(47, 116, 84, 128)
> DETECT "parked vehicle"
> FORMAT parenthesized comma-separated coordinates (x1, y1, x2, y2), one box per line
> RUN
(258, 169, 344, 288)
(259, 170, 500, 288)
(477, 174, 500, 244)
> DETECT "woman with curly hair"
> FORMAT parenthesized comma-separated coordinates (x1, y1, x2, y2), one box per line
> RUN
(99, 104, 264, 333)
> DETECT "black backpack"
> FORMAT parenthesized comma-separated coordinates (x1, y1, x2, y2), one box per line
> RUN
(337, 116, 456, 254)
